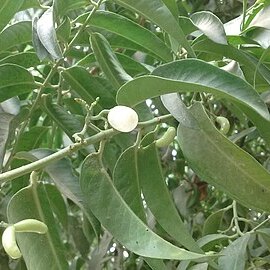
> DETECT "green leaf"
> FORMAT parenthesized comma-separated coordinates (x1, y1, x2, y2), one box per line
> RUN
(7, 182, 69, 270)
(138, 142, 202, 253)
(45, 184, 68, 230)
(190, 11, 227, 45)
(202, 210, 225, 236)
(56, 16, 71, 43)
(0, 98, 20, 170)
(218, 234, 251, 270)
(32, 17, 51, 61)
(53, 0, 88, 17)
(0, 21, 32, 52)
(80, 153, 214, 261)
(61, 66, 116, 110)
(90, 32, 132, 89)
(116, 59, 270, 144)
(0, 52, 40, 68)
(118, 59, 268, 120)
(0, 0, 24, 33)
(0, 64, 36, 102)
(19, 0, 41, 10)
(167, 98, 270, 212)
(41, 94, 83, 139)
(113, 0, 195, 57)
(36, 8, 62, 60)
(76, 52, 151, 76)
(76, 11, 172, 62)
(113, 145, 145, 221)
(192, 38, 270, 85)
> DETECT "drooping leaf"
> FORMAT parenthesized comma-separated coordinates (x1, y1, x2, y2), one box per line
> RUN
(41, 94, 83, 139)
(0, 21, 32, 52)
(113, 0, 195, 57)
(75, 11, 172, 61)
(61, 66, 116, 110)
(76, 52, 151, 76)
(116, 59, 270, 145)
(32, 17, 51, 61)
(138, 142, 202, 253)
(0, 64, 36, 102)
(0, 0, 24, 33)
(90, 32, 132, 89)
(80, 152, 214, 261)
(0, 98, 20, 171)
(36, 8, 62, 60)
(218, 234, 251, 270)
(7, 182, 69, 270)
(45, 184, 68, 230)
(113, 145, 145, 221)
(190, 11, 227, 45)
(162, 96, 270, 212)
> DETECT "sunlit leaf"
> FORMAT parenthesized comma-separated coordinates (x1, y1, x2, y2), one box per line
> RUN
(190, 11, 227, 45)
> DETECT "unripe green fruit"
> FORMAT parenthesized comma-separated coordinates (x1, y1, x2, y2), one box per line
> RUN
(156, 127, 176, 147)
(2, 225, 22, 259)
(216, 116, 230, 135)
(14, 219, 48, 234)
(108, 105, 138, 133)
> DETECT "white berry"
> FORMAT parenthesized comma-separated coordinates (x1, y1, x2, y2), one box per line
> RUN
(108, 106, 138, 132)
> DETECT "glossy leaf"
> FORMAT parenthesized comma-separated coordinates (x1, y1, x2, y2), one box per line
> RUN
(0, 21, 32, 52)
(190, 11, 227, 45)
(113, 0, 195, 57)
(117, 59, 270, 145)
(113, 145, 145, 221)
(249, 5, 270, 29)
(32, 17, 51, 61)
(192, 38, 270, 85)
(90, 32, 132, 89)
(7, 182, 69, 270)
(138, 142, 202, 253)
(36, 8, 62, 60)
(76, 11, 172, 61)
(163, 97, 270, 212)
(0, 64, 36, 102)
(0, 0, 24, 33)
(218, 234, 251, 270)
(118, 59, 268, 120)
(80, 153, 214, 261)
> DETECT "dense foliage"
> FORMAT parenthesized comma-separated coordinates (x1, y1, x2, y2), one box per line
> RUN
(0, 0, 270, 269)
